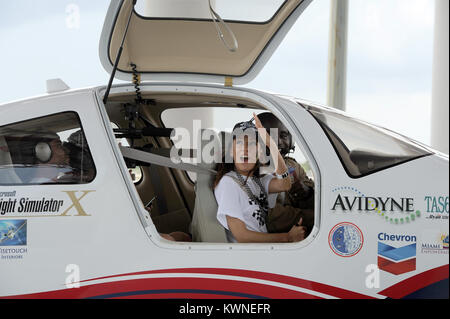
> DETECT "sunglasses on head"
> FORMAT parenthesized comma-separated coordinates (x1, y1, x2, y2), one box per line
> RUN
(234, 118, 256, 131)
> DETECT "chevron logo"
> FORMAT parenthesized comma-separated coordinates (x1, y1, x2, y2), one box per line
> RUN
(377, 233, 417, 275)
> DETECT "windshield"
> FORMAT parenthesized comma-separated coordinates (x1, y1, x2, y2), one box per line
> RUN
(304, 104, 432, 177)
(135, 0, 287, 23)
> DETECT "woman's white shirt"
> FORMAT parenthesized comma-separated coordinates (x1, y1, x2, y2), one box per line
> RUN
(215, 172, 277, 241)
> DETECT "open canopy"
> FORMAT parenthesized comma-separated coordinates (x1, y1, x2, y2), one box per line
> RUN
(99, 0, 312, 85)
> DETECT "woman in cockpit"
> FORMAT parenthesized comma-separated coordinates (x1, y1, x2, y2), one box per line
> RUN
(213, 113, 306, 243)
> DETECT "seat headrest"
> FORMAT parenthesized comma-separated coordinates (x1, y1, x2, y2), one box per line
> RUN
(218, 131, 232, 159)
(198, 129, 222, 168)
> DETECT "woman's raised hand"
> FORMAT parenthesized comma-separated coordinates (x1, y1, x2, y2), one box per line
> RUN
(253, 113, 271, 147)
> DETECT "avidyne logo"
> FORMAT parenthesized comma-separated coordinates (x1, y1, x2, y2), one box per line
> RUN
(332, 195, 414, 212)
(330, 188, 421, 224)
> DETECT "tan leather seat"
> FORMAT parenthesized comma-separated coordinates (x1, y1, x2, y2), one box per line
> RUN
(190, 129, 227, 243)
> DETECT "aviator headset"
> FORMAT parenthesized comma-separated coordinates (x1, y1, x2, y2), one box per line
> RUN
(34, 141, 53, 163)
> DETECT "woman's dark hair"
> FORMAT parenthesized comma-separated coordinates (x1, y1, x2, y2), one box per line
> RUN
(213, 161, 234, 189)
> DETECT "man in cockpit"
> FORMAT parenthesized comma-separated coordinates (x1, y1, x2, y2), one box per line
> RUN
(258, 112, 315, 235)
(63, 130, 96, 183)
(23, 134, 72, 184)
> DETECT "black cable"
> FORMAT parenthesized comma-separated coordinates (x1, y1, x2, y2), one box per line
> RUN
(130, 63, 143, 105)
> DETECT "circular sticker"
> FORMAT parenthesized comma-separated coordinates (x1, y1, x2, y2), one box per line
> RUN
(328, 222, 364, 257)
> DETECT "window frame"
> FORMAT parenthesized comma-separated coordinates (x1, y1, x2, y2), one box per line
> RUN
(96, 84, 321, 250)
(159, 103, 319, 243)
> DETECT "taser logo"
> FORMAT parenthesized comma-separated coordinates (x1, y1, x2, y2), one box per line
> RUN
(377, 232, 417, 276)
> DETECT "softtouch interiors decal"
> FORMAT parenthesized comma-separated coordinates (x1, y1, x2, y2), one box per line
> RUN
(0, 219, 27, 260)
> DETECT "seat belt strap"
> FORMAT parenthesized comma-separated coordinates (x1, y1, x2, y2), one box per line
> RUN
(120, 146, 217, 175)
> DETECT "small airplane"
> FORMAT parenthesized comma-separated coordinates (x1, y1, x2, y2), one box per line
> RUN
(0, 221, 26, 244)
(0, 0, 448, 299)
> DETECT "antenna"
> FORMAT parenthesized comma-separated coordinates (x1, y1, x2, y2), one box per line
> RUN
(103, 0, 137, 105)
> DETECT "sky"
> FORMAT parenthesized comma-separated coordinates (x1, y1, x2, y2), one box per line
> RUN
(0, 0, 436, 145)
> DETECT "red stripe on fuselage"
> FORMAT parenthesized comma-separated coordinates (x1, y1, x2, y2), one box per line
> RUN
(378, 264, 449, 298)
(78, 268, 372, 299)
(3, 277, 322, 299)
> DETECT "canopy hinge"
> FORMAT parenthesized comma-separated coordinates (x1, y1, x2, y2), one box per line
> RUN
(224, 77, 233, 87)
